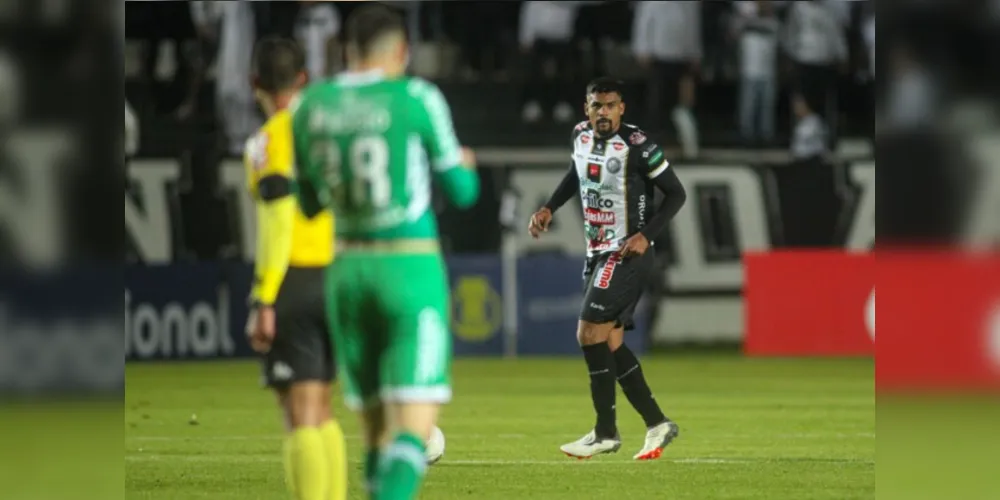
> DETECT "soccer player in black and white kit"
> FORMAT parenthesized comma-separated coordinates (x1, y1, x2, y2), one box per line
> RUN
(528, 77, 687, 460)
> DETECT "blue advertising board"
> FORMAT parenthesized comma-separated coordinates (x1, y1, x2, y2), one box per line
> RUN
(447, 256, 505, 356)
(124, 255, 647, 362)
(125, 262, 254, 361)
(0, 267, 123, 395)
(516, 255, 648, 356)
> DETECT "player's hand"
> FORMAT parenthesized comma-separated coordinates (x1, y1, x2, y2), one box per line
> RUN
(460, 147, 477, 170)
(620, 232, 650, 257)
(247, 305, 276, 354)
(528, 207, 553, 239)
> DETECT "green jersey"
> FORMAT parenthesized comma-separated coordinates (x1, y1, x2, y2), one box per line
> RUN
(291, 70, 479, 240)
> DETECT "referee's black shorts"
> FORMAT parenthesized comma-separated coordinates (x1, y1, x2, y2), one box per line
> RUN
(260, 266, 336, 389)
(579, 249, 655, 331)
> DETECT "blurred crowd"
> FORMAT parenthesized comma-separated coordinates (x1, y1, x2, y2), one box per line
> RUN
(123, 1, 874, 156)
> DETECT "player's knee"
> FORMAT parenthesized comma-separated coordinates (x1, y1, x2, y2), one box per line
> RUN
(390, 402, 439, 442)
(608, 328, 625, 351)
(285, 381, 329, 428)
(576, 321, 612, 346)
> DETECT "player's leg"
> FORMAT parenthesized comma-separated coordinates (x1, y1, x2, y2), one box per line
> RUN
(360, 403, 389, 495)
(608, 325, 665, 427)
(282, 381, 332, 500)
(324, 255, 383, 497)
(559, 252, 629, 459)
(302, 267, 348, 500)
(315, 343, 347, 500)
(268, 268, 347, 500)
(606, 255, 680, 460)
(558, 317, 623, 459)
(378, 402, 439, 500)
(374, 253, 453, 500)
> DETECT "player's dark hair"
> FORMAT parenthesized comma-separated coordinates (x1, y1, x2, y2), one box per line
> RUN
(345, 4, 407, 57)
(252, 36, 306, 93)
(586, 77, 626, 101)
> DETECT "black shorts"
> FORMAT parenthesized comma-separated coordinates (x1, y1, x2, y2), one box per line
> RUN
(580, 249, 655, 330)
(261, 266, 335, 388)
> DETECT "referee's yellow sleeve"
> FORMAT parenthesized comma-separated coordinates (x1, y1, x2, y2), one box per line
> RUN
(251, 196, 295, 305)
(244, 123, 296, 306)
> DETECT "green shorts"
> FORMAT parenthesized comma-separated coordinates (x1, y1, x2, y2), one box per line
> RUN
(324, 250, 452, 411)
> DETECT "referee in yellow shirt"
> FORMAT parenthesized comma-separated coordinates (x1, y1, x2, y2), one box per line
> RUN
(243, 37, 346, 500)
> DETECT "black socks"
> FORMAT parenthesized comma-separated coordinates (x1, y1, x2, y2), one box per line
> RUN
(614, 344, 667, 428)
(581, 342, 618, 438)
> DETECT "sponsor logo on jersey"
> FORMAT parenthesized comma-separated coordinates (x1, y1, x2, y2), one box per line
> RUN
(630, 131, 647, 145)
(585, 195, 613, 210)
(606, 157, 623, 174)
(247, 132, 269, 171)
(587, 163, 601, 182)
(587, 226, 617, 245)
(637, 194, 647, 228)
(613, 142, 625, 151)
(595, 253, 623, 289)
(585, 208, 615, 225)
(580, 134, 591, 144)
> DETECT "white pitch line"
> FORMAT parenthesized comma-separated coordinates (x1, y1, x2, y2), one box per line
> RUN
(126, 432, 874, 442)
(125, 454, 873, 466)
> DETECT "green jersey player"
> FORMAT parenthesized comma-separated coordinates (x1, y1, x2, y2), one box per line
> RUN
(291, 5, 479, 500)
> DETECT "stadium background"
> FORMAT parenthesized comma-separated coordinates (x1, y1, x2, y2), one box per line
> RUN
(113, 1, 1000, 498)
(123, 0, 876, 360)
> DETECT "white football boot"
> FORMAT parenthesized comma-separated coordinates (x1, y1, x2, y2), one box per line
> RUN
(560, 430, 621, 460)
(633, 420, 680, 461)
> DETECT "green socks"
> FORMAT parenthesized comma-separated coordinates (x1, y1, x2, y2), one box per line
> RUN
(373, 432, 427, 500)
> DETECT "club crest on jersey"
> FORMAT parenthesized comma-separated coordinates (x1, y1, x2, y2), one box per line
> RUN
(613, 142, 625, 152)
(595, 253, 623, 289)
(630, 131, 647, 145)
(606, 157, 622, 174)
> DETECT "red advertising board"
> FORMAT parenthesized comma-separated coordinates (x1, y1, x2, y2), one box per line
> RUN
(744, 251, 874, 356)
(744, 251, 1000, 391)
(877, 253, 1000, 391)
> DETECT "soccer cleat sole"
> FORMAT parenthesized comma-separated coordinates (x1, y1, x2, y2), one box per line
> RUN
(635, 423, 680, 461)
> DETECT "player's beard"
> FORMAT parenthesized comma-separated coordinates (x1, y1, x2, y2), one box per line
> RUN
(595, 118, 614, 136)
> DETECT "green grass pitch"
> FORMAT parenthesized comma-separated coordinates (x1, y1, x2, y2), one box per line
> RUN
(126, 355, 874, 499)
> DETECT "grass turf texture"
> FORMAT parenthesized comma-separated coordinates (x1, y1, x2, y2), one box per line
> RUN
(126, 356, 874, 499)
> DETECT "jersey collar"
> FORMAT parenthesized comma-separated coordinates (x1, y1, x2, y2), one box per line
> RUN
(336, 69, 386, 86)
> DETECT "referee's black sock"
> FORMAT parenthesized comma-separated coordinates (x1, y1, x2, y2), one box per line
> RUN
(614, 344, 668, 428)
(581, 342, 618, 439)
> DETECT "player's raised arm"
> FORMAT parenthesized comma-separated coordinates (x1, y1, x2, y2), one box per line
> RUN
(290, 91, 328, 219)
(410, 79, 480, 209)
(634, 133, 687, 242)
